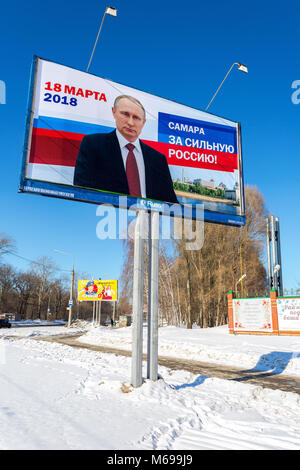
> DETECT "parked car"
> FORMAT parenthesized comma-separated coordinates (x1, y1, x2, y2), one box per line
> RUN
(0, 319, 11, 328)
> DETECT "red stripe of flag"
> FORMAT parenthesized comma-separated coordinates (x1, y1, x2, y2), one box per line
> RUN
(32, 127, 85, 141)
(29, 130, 82, 166)
(142, 140, 238, 173)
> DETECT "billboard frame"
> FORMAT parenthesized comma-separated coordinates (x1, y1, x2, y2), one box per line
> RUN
(19, 55, 246, 227)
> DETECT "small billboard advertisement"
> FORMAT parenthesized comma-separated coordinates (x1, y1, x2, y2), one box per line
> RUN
(19, 57, 245, 226)
(78, 280, 118, 302)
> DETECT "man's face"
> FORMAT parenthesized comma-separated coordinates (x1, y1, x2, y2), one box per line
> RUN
(112, 98, 146, 142)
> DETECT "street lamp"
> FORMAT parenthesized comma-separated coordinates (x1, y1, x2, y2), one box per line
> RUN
(206, 62, 248, 111)
(86, 6, 118, 72)
(273, 264, 281, 274)
(54, 249, 74, 327)
(235, 273, 246, 293)
(271, 265, 280, 292)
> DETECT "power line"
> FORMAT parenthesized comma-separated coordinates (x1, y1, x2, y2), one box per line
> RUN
(3, 251, 72, 273)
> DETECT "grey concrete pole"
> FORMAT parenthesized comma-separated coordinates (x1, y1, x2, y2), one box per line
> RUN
(149, 211, 160, 381)
(147, 212, 152, 379)
(131, 210, 146, 388)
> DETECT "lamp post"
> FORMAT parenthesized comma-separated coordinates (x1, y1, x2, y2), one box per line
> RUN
(206, 62, 248, 111)
(235, 274, 246, 295)
(273, 264, 280, 278)
(54, 249, 74, 327)
(273, 264, 281, 294)
(86, 6, 117, 72)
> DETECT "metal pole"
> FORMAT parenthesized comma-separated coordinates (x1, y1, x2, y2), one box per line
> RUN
(87, 12, 107, 72)
(149, 211, 159, 381)
(275, 217, 283, 296)
(68, 264, 74, 327)
(95, 301, 99, 324)
(113, 301, 116, 322)
(92, 301, 95, 324)
(206, 63, 237, 111)
(131, 210, 146, 388)
(270, 215, 277, 291)
(266, 217, 272, 290)
(147, 211, 152, 379)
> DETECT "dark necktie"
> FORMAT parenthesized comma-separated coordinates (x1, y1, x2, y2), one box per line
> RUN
(125, 143, 141, 197)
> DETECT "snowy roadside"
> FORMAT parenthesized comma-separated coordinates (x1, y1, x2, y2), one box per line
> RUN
(0, 334, 299, 450)
(2, 322, 300, 377)
(76, 324, 300, 378)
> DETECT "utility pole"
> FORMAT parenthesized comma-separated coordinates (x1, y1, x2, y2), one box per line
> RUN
(270, 215, 278, 292)
(266, 218, 272, 290)
(275, 217, 283, 296)
(68, 263, 74, 327)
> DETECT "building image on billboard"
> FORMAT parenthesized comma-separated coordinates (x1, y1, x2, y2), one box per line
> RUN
(19, 57, 245, 226)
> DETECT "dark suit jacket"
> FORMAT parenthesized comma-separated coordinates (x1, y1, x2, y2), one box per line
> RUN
(73, 130, 178, 204)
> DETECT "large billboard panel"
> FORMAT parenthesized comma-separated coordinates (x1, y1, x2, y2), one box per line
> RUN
(78, 280, 118, 301)
(19, 57, 245, 226)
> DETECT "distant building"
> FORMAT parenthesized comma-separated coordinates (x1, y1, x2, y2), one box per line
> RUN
(193, 178, 216, 190)
(184, 177, 192, 184)
(225, 184, 240, 201)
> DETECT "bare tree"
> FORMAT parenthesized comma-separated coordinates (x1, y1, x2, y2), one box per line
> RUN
(0, 234, 15, 257)
(0, 264, 16, 313)
(15, 271, 39, 318)
(31, 257, 56, 319)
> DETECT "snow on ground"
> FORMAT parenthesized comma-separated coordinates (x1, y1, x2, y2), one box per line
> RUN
(77, 324, 300, 378)
(0, 323, 299, 450)
(0, 320, 76, 338)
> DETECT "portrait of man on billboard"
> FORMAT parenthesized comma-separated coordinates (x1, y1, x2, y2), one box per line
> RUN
(73, 95, 178, 204)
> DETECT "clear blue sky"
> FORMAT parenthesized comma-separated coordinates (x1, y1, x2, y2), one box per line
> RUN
(1, 0, 299, 290)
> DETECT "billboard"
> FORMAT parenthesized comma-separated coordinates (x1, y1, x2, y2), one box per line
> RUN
(232, 298, 273, 332)
(78, 280, 118, 301)
(19, 56, 245, 226)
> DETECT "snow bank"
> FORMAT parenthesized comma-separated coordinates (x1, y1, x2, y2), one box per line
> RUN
(77, 324, 300, 377)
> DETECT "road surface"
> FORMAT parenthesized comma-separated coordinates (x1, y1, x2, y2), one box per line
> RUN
(34, 333, 300, 395)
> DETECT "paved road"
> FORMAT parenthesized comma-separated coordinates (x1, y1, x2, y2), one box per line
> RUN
(35, 334, 300, 395)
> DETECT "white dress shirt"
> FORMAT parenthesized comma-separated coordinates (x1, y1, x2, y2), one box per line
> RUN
(116, 129, 146, 198)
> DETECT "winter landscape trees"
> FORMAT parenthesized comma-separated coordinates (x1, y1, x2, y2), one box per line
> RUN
(1, 186, 268, 326)
(119, 186, 268, 328)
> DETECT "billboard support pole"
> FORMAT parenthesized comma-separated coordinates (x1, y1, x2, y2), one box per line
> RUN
(131, 210, 146, 388)
(149, 211, 160, 381)
(113, 300, 116, 323)
(147, 212, 152, 379)
(92, 301, 95, 324)
(96, 301, 99, 324)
